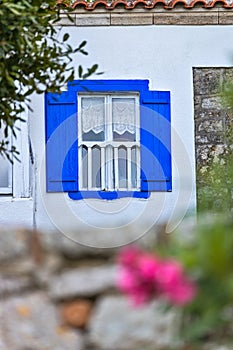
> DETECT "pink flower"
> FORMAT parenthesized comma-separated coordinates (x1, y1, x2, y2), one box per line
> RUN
(117, 269, 138, 293)
(117, 268, 152, 305)
(166, 280, 197, 305)
(116, 246, 197, 307)
(138, 255, 161, 279)
(116, 246, 161, 305)
(117, 246, 141, 266)
(156, 260, 197, 305)
(156, 260, 184, 289)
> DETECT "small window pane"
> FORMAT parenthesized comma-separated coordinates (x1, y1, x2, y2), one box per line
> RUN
(92, 146, 101, 189)
(0, 127, 12, 192)
(106, 145, 114, 190)
(81, 146, 88, 189)
(112, 98, 136, 141)
(118, 147, 127, 189)
(131, 146, 137, 188)
(0, 156, 10, 188)
(81, 97, 105, 141)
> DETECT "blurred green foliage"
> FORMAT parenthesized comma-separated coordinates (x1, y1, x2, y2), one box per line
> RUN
(171, 217, 233, 345)
(156, 215, 233, 346)
(157, 78, 233, 347)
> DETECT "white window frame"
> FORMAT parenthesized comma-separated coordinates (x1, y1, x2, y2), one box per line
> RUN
(78, 93, 140, 192)
(0, 112, 31, 198)
(0, 157, 13, 195)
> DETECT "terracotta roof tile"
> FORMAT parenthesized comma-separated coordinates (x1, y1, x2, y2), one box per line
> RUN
(60, 0, 233, 10)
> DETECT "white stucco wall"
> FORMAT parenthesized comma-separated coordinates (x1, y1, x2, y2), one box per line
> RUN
(1, 25, 232, 245)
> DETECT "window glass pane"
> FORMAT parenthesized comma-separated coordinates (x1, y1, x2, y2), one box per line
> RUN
(0, 156, 10, 188)
(81, 97, 105, 141)
(112, 98, 136, 141)
(106, 145, 114, 190)
(92, 146, 101, 189)
(131, 146, 137, 189)
(0, 127, 12, 191)
(118, 146, 127, 189)
(81, 146, 88, 189)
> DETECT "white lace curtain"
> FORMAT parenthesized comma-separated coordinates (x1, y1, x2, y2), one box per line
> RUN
(81, 97, 105, 134)
(112, 98, 135, 135)
(81, 97, 136, 135)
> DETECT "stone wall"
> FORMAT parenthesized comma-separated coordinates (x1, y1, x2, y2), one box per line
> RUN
(0, 223, 231, 350)
(0, 227, 180, 350)
(193, 67, 233, 210)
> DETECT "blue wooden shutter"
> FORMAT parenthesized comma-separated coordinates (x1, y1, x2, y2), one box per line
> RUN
(140, 90, 171, 191)
(45, 91, 78, 192)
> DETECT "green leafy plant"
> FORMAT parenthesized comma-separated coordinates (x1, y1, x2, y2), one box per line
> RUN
(0, 0, 100, 161)
(158, 216, 233, 346)
(117, 215, 233, 348)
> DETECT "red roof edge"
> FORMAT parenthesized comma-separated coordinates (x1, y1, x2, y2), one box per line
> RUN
(57, 0, 233, 10)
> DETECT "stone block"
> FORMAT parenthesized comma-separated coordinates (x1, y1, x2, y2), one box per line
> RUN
(88, 296, 179, 350)
(0, 293, 84, 350)
(219, 12, 233, 25)
(195, 133, 225, 145)
(40, 230, 116, 258)
(193, 68, 222, 96)
(111, 14, 153, 26)
(201, 97, 223, 111)
(195, 109, 223, 121)
(40, 223, 158, 253)
(0, 228, 29, 262)
(0, 275, 33, 298)
(61, 300, 93, 328)
(0, 258, 35, 275)
(34, 253, 64, 286)
(55, 14, 76, 26)
(196, 144, 213, 164)
(154, 12, 218, 25)
(76, 14, 110, 26)
(49, 265, 116, 300)
(196, 119, 224, 133)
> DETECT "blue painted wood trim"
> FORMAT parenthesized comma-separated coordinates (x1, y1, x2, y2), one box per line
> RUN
(45, 91, 78, 192)
(68, 191, 150, 200)
(68, 80, 149, 93)
(140, 89, 172, 192)
(45, 79, 172, 198)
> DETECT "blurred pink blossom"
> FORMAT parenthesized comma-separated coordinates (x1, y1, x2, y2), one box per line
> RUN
(117, 247, 160, 305)
(116, 246, 197, 307)
(156, 260, 197, 305)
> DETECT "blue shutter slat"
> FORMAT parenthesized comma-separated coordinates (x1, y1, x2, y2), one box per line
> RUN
(140, 90, 171, 191)
(142, 98, 169, 104)
(45, 91, 78, 192)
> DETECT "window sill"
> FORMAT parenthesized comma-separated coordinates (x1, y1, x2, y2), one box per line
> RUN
(68, 191, 150, 200)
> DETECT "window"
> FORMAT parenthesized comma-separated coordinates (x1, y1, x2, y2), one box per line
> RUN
(45, 80, 171, 200)
(79, 94, 140, 191)
(0, 126, 12, 195)
(0, 118, 30, 199)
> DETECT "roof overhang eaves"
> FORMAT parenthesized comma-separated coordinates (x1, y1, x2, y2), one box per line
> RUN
(57, 0, 233, 11)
